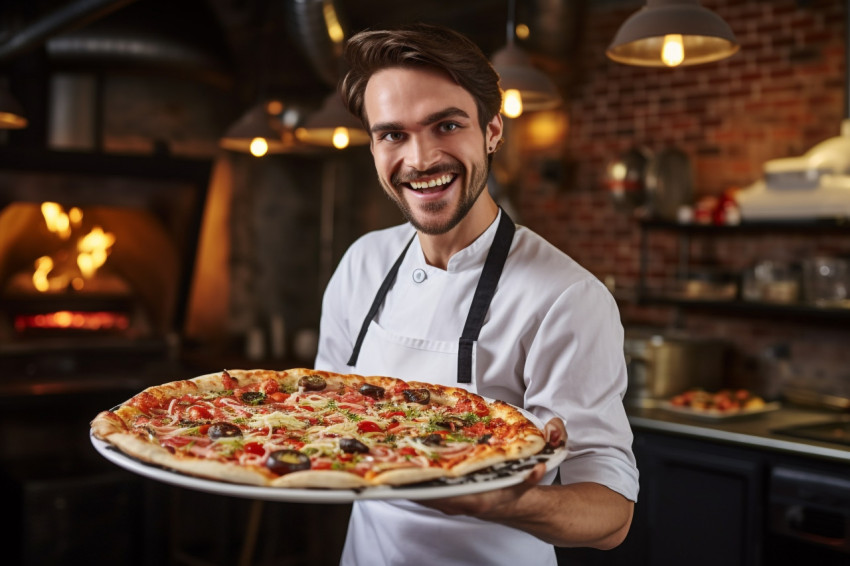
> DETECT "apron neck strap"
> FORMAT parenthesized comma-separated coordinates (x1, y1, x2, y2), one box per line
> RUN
(346, 233, 416, 367)
(457, 209, 515, 383)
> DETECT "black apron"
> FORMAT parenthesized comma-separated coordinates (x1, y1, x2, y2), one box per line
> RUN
(347, 209, 515, 384)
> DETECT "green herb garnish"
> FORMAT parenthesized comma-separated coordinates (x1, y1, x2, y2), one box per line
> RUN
(343, 409, 362, 422)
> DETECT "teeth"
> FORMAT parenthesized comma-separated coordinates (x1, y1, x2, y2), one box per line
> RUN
(410, 174, 453, 190)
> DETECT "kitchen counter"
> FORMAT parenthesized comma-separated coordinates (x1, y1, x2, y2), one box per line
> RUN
(627, 404, 850, 464)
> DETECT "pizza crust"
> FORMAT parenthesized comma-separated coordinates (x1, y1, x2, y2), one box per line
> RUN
(106, 432, 271, 486)
(270, 470, 372, 489)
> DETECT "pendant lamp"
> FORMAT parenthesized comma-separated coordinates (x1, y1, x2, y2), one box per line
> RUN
(491, 0, 561, 118)
(0, 78, 27, 129)
(295, 91, 369, 150)
(607, 0, 739, 68)
(219, 100, 297, 157)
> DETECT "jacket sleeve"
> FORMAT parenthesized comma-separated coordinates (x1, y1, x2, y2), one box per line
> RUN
(524, 277, 640, 502)
(314, 247, 357, 374)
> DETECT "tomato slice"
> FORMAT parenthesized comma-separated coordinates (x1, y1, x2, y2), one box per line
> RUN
(243, 442, 265, 456)
(357, 420, 382, 433)
(188, 406, 212, 420)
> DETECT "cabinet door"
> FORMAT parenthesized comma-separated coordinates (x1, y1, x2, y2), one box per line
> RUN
(640, 434, 764, 566)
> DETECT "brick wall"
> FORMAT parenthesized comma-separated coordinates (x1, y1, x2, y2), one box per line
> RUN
(513, 0, 850, 396)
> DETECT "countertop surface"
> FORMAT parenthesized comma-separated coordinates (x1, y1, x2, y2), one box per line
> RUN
(627, 403, 850, 464)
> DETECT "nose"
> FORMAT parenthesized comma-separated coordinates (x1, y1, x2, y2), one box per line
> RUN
(404, 134, 440, 172)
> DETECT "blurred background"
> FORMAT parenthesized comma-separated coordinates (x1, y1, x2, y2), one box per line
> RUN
(1, 1, 849, 565)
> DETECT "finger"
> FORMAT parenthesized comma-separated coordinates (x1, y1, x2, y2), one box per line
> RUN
(543, 418, 567, 447)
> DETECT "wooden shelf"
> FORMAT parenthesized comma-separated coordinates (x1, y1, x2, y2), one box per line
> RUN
(636, 295, 850, 323)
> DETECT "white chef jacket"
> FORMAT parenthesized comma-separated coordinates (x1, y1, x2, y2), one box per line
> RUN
(316, 210, 639, 566)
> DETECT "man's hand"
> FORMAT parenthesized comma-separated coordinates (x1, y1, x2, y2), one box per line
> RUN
(416, 418, 633, 549)
(418, 418, 566, 517)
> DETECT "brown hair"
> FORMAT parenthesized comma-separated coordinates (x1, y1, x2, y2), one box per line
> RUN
(340, 23, 502, 137)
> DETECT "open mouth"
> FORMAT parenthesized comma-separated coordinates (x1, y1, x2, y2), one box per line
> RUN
(406, 173, 456, 194)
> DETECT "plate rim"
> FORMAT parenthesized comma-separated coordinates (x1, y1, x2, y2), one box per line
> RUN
(90, 431, 567, 502)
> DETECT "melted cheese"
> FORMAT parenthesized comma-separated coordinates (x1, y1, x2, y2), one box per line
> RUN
(248, 411, 308, 432)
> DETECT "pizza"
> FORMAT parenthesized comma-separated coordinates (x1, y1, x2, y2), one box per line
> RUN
(669, 388, 766, 413)
(90, 368, 550, 489)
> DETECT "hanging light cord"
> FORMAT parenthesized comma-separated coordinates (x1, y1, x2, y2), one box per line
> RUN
(506, 0, 516, 46)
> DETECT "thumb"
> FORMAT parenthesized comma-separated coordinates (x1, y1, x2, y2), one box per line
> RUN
(523, 462, 547, 486)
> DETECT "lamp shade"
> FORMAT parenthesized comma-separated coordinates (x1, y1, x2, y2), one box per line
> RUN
(220, 101, 297, 156)
(295, 91, 370, 150)
(0, 81, 27, 129)
(607, 0, 739, 68)
(492, 43, 562, 115)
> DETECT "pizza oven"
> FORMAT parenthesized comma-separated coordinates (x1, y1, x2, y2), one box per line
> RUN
(0, 150, 210, 392)
(0, 149, 217, 565)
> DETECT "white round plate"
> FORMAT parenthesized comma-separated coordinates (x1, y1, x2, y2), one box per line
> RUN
(91, 431, 566, 503)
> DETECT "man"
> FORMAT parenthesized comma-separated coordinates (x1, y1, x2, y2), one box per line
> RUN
(315, 24, 638, 565)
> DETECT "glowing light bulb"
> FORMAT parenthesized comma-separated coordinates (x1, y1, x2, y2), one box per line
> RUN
(323, 3, 345, 44)
(611, 162, 628, 180)
(515, 24, 530, 40)
(661, 34, 685, 67)
(503, 89, 523, 118)
(332, 127, 350, 149)
(249, 137, 269, 157)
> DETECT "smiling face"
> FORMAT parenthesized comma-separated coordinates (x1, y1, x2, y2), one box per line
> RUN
(364, 66, 502, 236)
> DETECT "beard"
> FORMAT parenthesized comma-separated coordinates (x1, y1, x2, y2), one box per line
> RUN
(383, 152, 490, 236)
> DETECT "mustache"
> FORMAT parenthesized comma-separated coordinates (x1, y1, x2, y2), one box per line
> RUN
(392, 163, 462, 186)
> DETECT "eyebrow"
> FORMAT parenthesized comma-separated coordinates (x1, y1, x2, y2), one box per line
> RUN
(370, 107, 471, 135)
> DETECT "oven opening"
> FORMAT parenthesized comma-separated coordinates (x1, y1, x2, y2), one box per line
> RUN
(2, 201, 172, 339)
(0, 155, 210, 385)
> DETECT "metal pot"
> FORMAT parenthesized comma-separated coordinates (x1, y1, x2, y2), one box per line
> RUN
(624, 332, 729, 406)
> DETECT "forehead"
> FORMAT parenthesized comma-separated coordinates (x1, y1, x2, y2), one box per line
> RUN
(363, 66, 478, 126)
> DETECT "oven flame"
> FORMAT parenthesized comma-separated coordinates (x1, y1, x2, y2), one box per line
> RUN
(77, 226, 115, 279)
(32, 256, 54, 292)
(33, 202, 116, 292)
(41, 202, 76, 240)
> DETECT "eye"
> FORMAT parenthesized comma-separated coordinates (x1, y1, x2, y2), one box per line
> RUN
(378, 131, 405, 142)
(438, 122, 461, 133)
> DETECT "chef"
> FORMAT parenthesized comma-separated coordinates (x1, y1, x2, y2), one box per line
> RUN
(314, 23, 639, 566)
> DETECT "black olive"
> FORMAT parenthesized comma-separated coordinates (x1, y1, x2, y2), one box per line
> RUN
(339, 438, 369, 454)
(266, 449, 311, 476)
(359, 383, 385, 399)
(434, 415, 466, 430)
(299, 375, 327, 391)
(207, 422, 242, 439)
(403, 388, 430, 404)
(240, 391, 266, 405)
(422, 433, 443, 446)
(477, 434, 492, 445)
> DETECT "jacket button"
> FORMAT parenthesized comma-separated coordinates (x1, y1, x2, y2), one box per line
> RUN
(412, 269, 427, 283)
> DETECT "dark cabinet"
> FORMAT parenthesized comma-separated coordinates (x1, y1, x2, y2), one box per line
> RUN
(557, 430, 850, 566)
(557, 431, 762, 566)
(635, 433, 764, 565)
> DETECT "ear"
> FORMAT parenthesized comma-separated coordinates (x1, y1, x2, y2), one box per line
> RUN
(486, 113, 503, 152)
